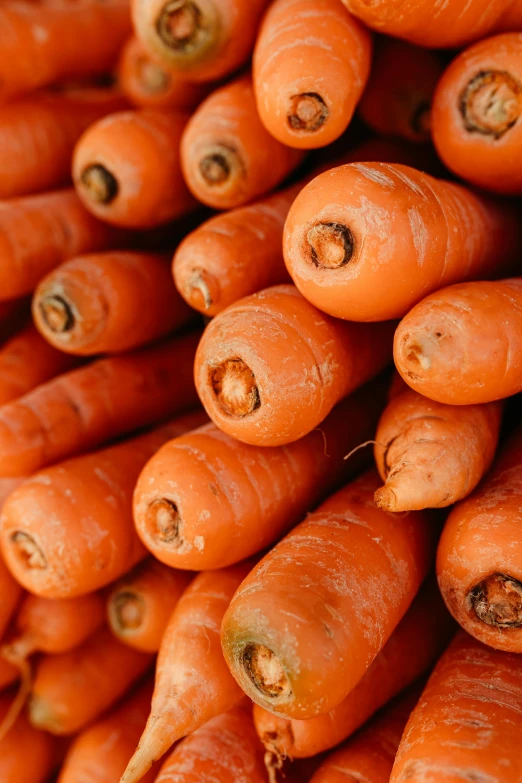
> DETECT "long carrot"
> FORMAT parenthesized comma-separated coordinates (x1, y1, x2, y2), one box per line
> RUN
(390, 631, 522, 783)
(195, 284, 393, 447)
(132, 0, 269, 83)
(33, 251, 193, 355)
(374, 389, 503, 512)
(73, 108, 195, 228)
(180, 75, 305, 209)
(432, 33, 522, 195)
(394, 278, 522, 405)
(0, 332, 200, 478)
(283, 162, 522, 321)
(107, 558, 193, 652)
(120, 563, 250, 783)
(0, 411, 206, 598)
(0, 690, 59, 783)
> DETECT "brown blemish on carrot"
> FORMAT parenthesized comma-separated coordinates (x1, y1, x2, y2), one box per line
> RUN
(39, 295, 75, 334)
(460, 70, 522, 139)
(146, 499, 181, 544)
(111, 591, 145, 631)
(80, 163, 119, 204)
(199, 145, 242, 187)
(242, 643, 292, 701)
(469, 573, 522, 628)
(10, 532, 47, 569)
(186, 268, 218, 310)
(156, 0, 207, 54)
(288, 92, 328, 132)
(306, 222, 354, 269)
(210, 358, 260, 417)
(136, 56, 170, 95)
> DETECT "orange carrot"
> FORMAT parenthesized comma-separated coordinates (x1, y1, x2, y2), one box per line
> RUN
(194, 284, 393, 446)
(107, 558, 193, 652)
(33, 251, 193, 355)
(180, 75, 305, 209)
(0, 411, 206, 598)
(283, 162, 522, 321)
(73, 108, 195, 228)
(0, 332, 200, 477)
(0, 555, 22, 643)
(0, 690, 59, 783)
(120, 563, 250, 783)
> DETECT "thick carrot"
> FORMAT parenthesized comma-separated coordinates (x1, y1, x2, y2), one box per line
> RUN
(0, 0, 131, 102)
(120, 563, 250, 783)
(107, 558, 192, 652)
(180, 75, 305, 209)
(283, 162, 522, 321)
(432, 33, 522, 195)
(390, 631, 522, 783)
(0, 690, 59, 783)
(73, 108, 195, 228)
(0, 332, 200, 477)
(374, 390, 503, 512)
(222, 470, 434, 720)
(253, 578, 453, 759)
(0, 411, 206, 598)
(194, 284, 393, 447)
(134, 380, 386, 570)
(394, 278, 522, 405)
(132, 0, 269, 83)
(359, 38, 443, 143)
(253, 0, 372, 149)
(33, 251, 193, 355)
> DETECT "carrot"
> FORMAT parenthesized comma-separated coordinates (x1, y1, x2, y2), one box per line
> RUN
(73, 108, 195, 228)
(194, 284, 393, 447)
(253, 577, 453, 759)
(0, 332, 200, 478)
(358, 38, 443, 143)
(32, 251, 193, 355)
(0, 658, 18, 693)
(432, 33, 522, 195)
(107, 558, 193, 652)
(0, 189, 124, 301)
(0, 690, 59, 783)
(0, 0, 131, 103)
(0, 88, 127, 199)
(283, 162, 522, 322)
(120, 563, 250, 783)
(133, 380, 386, 570)
(222, 470, 434, 720)
(132, 0, 269, 83)
(0, 555, 22, 643)
(390, 631, 522, 783)
(180, 75, 305, 209)
(374, 390, 503, 512)
(0, 411, 206, 598)
(394, 278, 522, 405)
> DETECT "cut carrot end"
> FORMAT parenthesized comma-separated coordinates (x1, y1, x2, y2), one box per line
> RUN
(210, 358, 260, 417)
(145, 498, 182, 545)
(460, 70, 522, 139)
(10, 532, 47, 570)
(156, 0, 208, 55)
(469, 573, 522, 628)
(288, 92, 328, 132)
(110, 591, 146, 633)
(136, 56, 171, 95)
(80, 164, 119, 205)
(198, 145, 242, 188)
(306, 222, 354, 269)
(39, 295, 75, 334)
(374, 485, 398, 512)
(242, 643, 292, 702)
(186, 268, 219, 311)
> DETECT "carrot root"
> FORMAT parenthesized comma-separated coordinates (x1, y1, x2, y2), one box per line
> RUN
(469, 573, 522, 628)
(460, 69, 521, 138)
(0, 648, 32, 743)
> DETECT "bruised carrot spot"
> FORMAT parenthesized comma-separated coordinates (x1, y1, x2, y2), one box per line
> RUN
(10, 532, 47, 569)
(111, 591, 145, 632)
(210, 358, 260, 417)
(156, 0, 206, 54)
(288, 92, 328, 132)
(307, 222, 354, 269)
(39, 295, 74, 334)
(460, 70, 522, 139)
(242, 643, 292, 701)
(80, 163, 119, 204)
(469, 573, 522, 628)
(146, 499, 181, 544)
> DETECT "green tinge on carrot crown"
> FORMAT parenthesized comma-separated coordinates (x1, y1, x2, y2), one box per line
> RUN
(39, 295, 75, 334)
(288, 92, 328, 132)
(156, 0, 209, 55)
(460, 70, 522, 139)
(306, 222, 354, 269)
(210, 358, 260, 417)
(469, 573, 522, 628)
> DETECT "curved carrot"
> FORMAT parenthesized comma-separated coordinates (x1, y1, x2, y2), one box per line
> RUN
(432, 33, 522, 195)
(180, 75, 305, 209)
(374, 390, 502, 511)
(107, 558, 192, 652)
(134, 380, 386, 570)
(253, 0, 372, 149)
(283, 162, 522, 321)
(222, 470, 434, 720)
(0, 332, 200, 477)
(73, 108, 195, 228)
(33, 251, 193, 355)
(394, 278, 522, 405)
(390, 631, 522, 783)
(0, 411, 206, 598)
(120, 563, 250, 783)
(195, 284, 393, 447)
(132, 0, 269, 83)
(0, 690, 59, 783)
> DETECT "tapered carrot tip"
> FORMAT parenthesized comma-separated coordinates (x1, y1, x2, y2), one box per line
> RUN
(210, 358, 260, 417)
(146, 498, 181, 544)
(469, 573, 522, 629)
(307, 223, 354, 269)
(185, 268, 219, 310)
(157, 0, 208, 54)
(10, 532, 47, 569)
(80, 164, 119, 204)
(288, 93, 328, 132)
(110, 591, 145, 632)
(38, 295, 75, 334)
(461, 70, 521, 138)
(120, 722, 167, 783)
(242, 643, 292, 702)
(198, 145, 243, 189)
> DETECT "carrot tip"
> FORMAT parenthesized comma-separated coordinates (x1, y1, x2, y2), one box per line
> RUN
(146, 498, 182, 545)
(39, 295, 75, 334)
(306, 222, 354, 269)
(186, 268, 218, 310)
(110, 590, 146, 634)
(374, 485, 398, 512)
(80, 163, 119, 205)
(198, 145, 242, 188)
(10, 532, 47, 570)
(210, 358, 260, 417)
(156, 0, 208, 55)
(242, 643, 292, 702)
(469, 573, 522, 629)
(288, 92, 328, 132)
(460, 70, 521, 139)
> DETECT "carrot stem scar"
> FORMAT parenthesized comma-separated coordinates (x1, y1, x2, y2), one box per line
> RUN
(39, 295, 74, 334)
(469, 573, 522, 628)
(460, 69, 522, 138)
(288, 92, 328, 132)
(198, 145, 242, 187)
(242, 643, 292, 700)
(10, 532, 47, 569)
(307, 222, 354, 269)
(111, 591, 145, 631)
(156, 0, 207, 53)
(146, 498, 181, 544)
(210, 358, 260, 417)
(80, 164, 119, 204)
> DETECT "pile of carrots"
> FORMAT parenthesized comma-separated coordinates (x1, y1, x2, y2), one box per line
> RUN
(1, 1, 522, 782)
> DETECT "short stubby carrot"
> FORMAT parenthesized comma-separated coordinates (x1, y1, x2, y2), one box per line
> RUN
(374, 389, 503, 511)
(222, 470, 434, 720)
(134, 381, 386, 570)
(283, 162, 522, 321)
(390, 631, 522, 783)
(432, 33, 522, 195)
(394, 278, 522, 405)
(107, 558, 193, 652)
(0, 411, 206, 598)
(180, 75, 305, 209)
(195, 284, 393, 447)
(132, 0, 269, 83)
(253, 0, 372, 149)
(0, 690, 59, 783)
(120, 563, 250, 783)
(73, 108, 195, 228)
(33, 251, 193, 355)
(0, 332, 200, 477)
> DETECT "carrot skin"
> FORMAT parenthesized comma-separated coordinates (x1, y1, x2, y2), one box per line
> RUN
(0, 555, 22, 643)
(0, 690, 59, 783)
